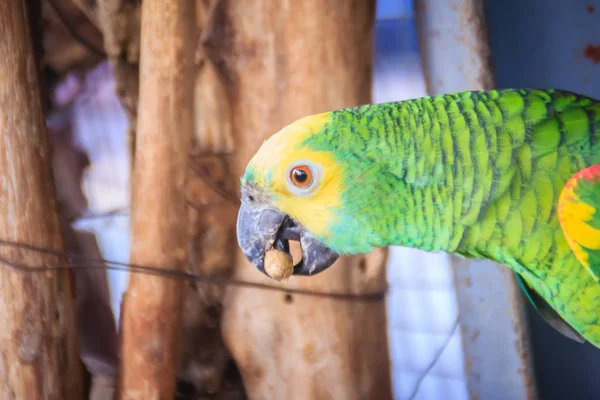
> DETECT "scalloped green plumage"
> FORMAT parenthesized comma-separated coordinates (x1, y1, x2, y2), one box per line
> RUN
(299, 89, 600, 346)
(242, 88, 600, 347)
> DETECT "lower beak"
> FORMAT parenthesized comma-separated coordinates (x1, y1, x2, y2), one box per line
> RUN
(236, 202, 339, 277)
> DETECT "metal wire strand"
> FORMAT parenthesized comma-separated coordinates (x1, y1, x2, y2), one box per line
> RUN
(0, 238, 387, 302)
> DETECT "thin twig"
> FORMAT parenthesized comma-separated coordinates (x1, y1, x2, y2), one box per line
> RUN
(46, 0, 106, 57)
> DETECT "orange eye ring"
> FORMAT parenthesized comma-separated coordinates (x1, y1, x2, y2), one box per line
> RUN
(290, 165, 312, 187)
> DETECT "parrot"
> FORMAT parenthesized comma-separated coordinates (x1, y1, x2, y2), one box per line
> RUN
(235, 88, 600, 348)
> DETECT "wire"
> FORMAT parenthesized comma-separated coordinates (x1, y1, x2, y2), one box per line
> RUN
(188, 161, 241, 206)
(67, 207, 129, 223)
(406, 317, 460, 400)
(0, 238, 386, 302)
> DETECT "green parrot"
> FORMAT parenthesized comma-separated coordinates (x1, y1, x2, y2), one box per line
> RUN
(235, 89, 600, 347)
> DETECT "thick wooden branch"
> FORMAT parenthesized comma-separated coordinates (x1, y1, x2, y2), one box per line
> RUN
(210, 1, 394, 398)
(0, 1, 83, 398)
(117, 1, 196, 399)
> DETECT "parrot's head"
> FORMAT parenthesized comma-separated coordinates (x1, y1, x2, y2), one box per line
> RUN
(236, 111, 353, 277)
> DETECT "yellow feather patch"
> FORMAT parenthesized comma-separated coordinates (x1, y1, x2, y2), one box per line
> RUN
(246, 112, 346, 239)
(558, 179, 600, 269)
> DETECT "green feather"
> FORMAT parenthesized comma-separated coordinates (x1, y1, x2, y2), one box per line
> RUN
(299, 88, 600, 346)
(515, 272, 585, 343)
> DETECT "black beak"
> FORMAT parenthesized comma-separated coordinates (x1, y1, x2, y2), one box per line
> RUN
(236, 200, 339, 277)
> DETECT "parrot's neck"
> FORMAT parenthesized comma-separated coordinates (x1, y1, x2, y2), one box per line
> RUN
(305, 92, 520, 256)
(306, 89, 600, 268)
(302, 97, 480, 255)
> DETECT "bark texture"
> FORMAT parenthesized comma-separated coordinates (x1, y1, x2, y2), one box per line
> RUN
(199, 1, 394, 399)
(116, 1, 196, 399)
(0, 1, 83, 398)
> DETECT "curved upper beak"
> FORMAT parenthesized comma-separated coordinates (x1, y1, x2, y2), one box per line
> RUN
(236, 200, 339, 277)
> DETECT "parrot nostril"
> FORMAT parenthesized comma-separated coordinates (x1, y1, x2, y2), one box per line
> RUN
(248, 195, 255, 202)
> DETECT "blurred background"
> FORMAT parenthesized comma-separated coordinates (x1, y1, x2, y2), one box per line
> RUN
(14, 0, 600, 398)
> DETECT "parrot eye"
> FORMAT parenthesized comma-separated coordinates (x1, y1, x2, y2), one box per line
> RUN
(285, 161, 321, 196)
(290, 166, 311, 187)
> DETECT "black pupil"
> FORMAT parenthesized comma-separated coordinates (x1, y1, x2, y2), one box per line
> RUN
(293, 169, 309, 184)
